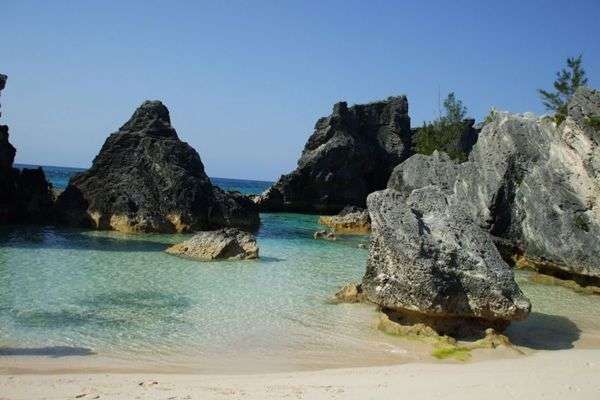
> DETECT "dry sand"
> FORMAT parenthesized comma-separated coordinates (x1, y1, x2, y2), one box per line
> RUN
(1, 349, 599, 400)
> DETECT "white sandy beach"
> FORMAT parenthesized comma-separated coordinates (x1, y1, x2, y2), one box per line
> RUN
(2, 349, 599, 400)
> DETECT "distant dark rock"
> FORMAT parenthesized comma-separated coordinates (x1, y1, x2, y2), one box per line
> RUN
(55, 100, 259, 233)
(255, 97, 412, 213)
(166, 228, 259, 260)
(0, 74, 53, 224)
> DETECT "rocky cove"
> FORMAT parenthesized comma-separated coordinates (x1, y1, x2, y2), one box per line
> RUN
(2, 71, 600, 367)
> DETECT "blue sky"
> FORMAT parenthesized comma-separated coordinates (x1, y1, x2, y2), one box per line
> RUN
(3, 0, 599, 180)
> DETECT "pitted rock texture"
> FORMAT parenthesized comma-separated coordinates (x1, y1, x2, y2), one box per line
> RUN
(165, 228, 258, 260)
(363, 87, 600, 334)
(363, 187, 531, 335)
(255, 97, 412, 213)
(387, 87, 600, 282)
(0, 74, 53, 224)
(55, 101, 259, 233)
(319, 206, 371, 233)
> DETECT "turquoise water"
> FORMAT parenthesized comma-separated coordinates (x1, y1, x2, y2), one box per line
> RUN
(1, 166, 600, 372)
(0, 215, 396, 372)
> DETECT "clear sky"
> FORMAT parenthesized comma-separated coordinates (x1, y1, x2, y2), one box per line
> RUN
(3, 0, 599, 180)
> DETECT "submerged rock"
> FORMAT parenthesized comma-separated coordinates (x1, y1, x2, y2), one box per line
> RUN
(55, 101, 259, 233)
(319, 206, 371, 234)
(0, 74, 53, 224)
(256, 97, 413, 213)
(313, 230, 336, 241)
(333, 282, 367, 303)
(165, 228, 258, 260)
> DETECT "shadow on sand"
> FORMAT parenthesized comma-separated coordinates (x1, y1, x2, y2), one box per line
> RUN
(0, 346, 96, 358)
(505, 312, 581, 350)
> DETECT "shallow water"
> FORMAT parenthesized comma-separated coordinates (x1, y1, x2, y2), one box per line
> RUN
(1, 214, 600, 373)
(1, 167, 600, 373)
(0, 215, 408, 372)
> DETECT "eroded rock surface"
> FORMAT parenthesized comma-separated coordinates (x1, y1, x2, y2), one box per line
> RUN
(362, 87, 600, 334)
(389, 87, 600, 283)
(363, 187, 531, 336)
(166, 228, 258, 260)
(55, 101, 259, 233)
(319, 206, 371, 234)
(256, 97, 412, 213)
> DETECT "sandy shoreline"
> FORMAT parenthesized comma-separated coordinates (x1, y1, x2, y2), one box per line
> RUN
(1, 349, 599, 399)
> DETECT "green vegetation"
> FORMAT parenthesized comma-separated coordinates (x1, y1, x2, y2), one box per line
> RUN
(586, 116, 600, 131)
(431, 344, 472, 361)
(413, 92, 470, 162)
(483, 108, 497, 126)
(538, 55, 588, 125)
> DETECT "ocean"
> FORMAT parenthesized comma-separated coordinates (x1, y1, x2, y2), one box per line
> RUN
(14, 163, 273, 195)
(1, 165, 600, 373)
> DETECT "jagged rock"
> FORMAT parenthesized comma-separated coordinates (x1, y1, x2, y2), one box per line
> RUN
(362, 87, 600, 334)
(0, 74, 53, 224)
(318, 205, 371, 234)
(313, 230, 336, 240)
(165, 228, 258, 260)
(388, 87, 600, 284)
(256, 97, 412, 213)
(363, 187, 531, 336)
(55, 101, 259, 233)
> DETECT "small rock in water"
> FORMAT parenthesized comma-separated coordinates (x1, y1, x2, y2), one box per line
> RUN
(314, 230, 336, 241)
(333, 282, 366, 303)
(319, 206, 371, 234)
(166, 228, 258, 260)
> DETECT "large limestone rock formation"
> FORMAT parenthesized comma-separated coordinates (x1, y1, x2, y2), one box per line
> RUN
(55, 101, 259, 233)
(255, 97, 413, 213)
(363, 87, 600, 334)
(0, 74, 53, 224)
(166, 228, 258, 260)
(363, 185, 531, 335)
(388, 87, 600, 283)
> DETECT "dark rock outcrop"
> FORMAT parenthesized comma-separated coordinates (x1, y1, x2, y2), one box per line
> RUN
(0, 74, 54, 224)
(255, 97, 412, 213)
(55, 101, 259, 233)
(165, 228, 259, 260)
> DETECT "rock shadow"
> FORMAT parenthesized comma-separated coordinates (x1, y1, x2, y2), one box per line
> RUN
(505, 312, 581, 350)
(0, 226, 175, 253)
(0, 346, 95, 358)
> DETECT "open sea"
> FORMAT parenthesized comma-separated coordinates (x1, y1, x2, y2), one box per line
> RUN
(1, 165, 600, 373)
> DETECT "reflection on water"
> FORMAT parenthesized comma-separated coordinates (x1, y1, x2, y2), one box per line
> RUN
(0, 214, 599, 372)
